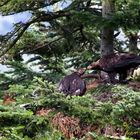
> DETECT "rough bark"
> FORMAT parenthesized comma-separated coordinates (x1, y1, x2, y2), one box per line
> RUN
(100, 0, 115, 57)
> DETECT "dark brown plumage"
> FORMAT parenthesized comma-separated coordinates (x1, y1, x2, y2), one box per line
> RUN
(58, 70, 86, 96)
(87, 53, 140, 83)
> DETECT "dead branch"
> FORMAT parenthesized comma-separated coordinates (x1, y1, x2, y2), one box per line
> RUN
(81, 73, 100, 79)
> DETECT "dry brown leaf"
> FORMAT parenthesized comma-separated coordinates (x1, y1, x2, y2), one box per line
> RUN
(3, 95, 16, 105)
(52, 112, 98, 139)
(86, 80, 101, 90)
(36, 108, 54, 116)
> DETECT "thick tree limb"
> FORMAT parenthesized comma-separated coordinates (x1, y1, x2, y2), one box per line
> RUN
(23, 37, 63, 54)
(22, 24, 85, 54)
(0, 11, 70, 57)
(0, 23, 31, 57)
(81, 73, 100, 79)
(0, 0, 62, 16)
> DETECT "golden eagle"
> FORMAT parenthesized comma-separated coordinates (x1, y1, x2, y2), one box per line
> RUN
(87, 53, 140, 83)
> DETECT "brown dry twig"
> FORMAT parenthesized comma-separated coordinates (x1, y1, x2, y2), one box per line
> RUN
(3, 94, 16, 105)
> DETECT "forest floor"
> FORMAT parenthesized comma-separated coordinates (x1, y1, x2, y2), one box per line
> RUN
(0, 79, 140, 140)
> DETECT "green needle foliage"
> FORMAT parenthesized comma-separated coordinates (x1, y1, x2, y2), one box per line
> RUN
(0, 75, 139, 139)
(0, 0, 140, 139)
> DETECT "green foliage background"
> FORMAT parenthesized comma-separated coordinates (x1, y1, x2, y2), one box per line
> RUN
(0, 0, 140, 139)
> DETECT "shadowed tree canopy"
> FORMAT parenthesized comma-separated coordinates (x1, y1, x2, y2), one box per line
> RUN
(0, 0, 140, 75)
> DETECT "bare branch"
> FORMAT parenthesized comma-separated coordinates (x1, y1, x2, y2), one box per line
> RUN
(0, 22, 31, 57)
(23, 37, 63, 54)
(81, 74, 99, 79)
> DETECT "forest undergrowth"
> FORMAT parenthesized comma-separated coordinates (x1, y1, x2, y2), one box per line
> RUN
(0, 76, 140, 140)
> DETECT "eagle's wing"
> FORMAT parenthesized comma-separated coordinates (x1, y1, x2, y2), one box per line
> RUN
(104, 56, 140, 72)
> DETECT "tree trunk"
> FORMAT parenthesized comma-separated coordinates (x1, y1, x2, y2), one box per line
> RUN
(100, 0, 116, 83)
(101, 0, 115, 57)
